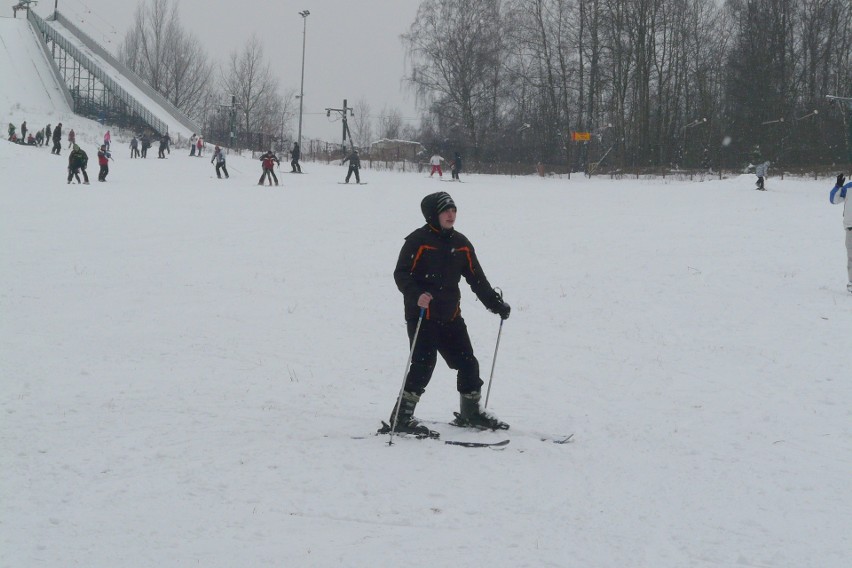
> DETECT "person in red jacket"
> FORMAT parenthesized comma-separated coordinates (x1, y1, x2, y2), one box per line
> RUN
(258, 150, 280, 186)
(97, 145, 112, 181)
(378, 191, 511, 438)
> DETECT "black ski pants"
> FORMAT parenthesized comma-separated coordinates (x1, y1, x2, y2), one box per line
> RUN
(403, 316, 483, 396)
(216, 163, 229, 178)
(98, 164, 108, 181)
(345, 165, 360, 183)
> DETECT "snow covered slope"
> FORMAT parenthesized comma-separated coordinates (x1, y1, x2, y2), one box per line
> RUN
(0, 16, 72, 117)
(1, 78, 851, 566)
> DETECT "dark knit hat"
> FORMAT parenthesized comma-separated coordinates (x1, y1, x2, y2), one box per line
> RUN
(420, 192, 456, 227)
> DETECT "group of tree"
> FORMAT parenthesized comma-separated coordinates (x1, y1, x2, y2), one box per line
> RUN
(117, 0, 296, 150)
(403, 0, 852, 171)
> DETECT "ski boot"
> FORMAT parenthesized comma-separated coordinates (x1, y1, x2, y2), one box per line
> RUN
(452, 391, 509, 430)
(377, 391, 439, 438)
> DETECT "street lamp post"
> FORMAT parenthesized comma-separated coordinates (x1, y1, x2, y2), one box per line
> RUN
(297, 10, 310, 153)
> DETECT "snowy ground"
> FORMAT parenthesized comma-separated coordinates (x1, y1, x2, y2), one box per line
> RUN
(2, 119, 850, 567)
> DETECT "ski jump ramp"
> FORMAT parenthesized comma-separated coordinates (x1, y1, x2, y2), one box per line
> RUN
(24, 10, 200, 141)
(0, 16, 73, 116)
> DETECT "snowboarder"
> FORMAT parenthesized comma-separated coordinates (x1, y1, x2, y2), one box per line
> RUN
(342, 149, 360, 183)
(378, 191, 512, 437)
(67, 144, 89, 184)
(451, 151, 462, 181)
(97, 145, 112, 181)
(290, 142, 302, 173)
(211, 145, 229, 179)
(258, 150, 280, 185)
(429, 153, 445, 177)
(829, 173, 852, 294)
(755, 161, 770, 191)
(51, 123, 62, 155)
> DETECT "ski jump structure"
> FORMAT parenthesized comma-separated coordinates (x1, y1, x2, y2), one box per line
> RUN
(25, 9, 200, 142)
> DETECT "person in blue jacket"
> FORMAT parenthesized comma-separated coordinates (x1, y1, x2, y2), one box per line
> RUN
(830, 173, 852, 294)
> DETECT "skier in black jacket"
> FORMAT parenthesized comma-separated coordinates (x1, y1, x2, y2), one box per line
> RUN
(379, 191, 511, 437)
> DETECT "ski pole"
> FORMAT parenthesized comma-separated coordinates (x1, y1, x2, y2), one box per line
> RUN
(389, 307, 426, 446)
(483, 318, 504, 409)
(484, 288, 505, 409)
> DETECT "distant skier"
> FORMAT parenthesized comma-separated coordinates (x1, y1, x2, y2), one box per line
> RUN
(158, 133, 171, 158)
(290, 142, 302, 173)
(130, 136, 140, 158)
(103, 130, 111, 151)
(342, 149, 361, 183)
(451, 151, 462, 181)
(755, 161, 770, 191)
(211, 145, 229, 179)
(140, 133, 150, 158)
(97, 144, 112, 182)
(429, 153, 445, 177)
(196, 136, 204, 157)
(51, 123, 62, 155)
(67, 144, 89, 184)
(7, 122, 15, 141)
(189, 133, 197, 156)
(258, 150, 280, 186)
(20, 120, 27, 142)
(67, 128, 75, 149)
(35, 129, 44, 146)
(44, 124, 51, 148)
(829, 173, 852, 294)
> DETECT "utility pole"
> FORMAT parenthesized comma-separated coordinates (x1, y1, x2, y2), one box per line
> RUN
(326, 99, 354, 154)
(218, 95, 238, 150)
(297, 10, 310, 152)
(827, 95, 852, 165)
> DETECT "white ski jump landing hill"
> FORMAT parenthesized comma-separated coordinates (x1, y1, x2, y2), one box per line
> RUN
(45, 17, 196, 141)
(0, 17, 72, 116)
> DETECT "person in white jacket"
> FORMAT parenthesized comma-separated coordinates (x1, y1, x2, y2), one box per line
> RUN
(829, 173, 852, 293)
(429, 154, 445, 177)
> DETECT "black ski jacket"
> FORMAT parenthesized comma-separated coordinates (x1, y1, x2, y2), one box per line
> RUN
(394, 225, 503, 322)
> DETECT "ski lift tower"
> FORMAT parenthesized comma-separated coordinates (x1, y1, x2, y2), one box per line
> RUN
(827, 95, 852, 165)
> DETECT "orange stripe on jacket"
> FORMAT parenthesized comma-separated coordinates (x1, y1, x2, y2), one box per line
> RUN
(411, 245, 437, 271)
(455, 247, 475, 273)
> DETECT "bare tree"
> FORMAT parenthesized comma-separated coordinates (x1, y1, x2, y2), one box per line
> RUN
(118, 0, 212, 121)
(220, 34, 284, 137)
(351, 98, 374, 148)
(403, 0, 503, 157)
(377, 105, 404, 139)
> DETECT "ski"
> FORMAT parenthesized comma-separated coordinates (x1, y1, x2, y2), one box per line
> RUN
(444, 438, 510, 448)
(352, 434, 510, 448)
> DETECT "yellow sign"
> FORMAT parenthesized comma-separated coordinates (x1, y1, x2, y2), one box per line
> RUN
(571, 132, 591, 141)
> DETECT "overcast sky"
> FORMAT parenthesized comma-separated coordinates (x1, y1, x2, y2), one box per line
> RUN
(33, 0, 423, 141)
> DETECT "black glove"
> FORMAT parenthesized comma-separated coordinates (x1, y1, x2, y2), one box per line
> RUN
(496, 300, 511, 320)
(837, 174, 846, 187)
